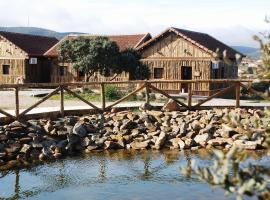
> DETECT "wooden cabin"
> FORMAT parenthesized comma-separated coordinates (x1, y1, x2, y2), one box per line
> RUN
(0, 32, 58, 83)
(137, 27, 244, 96)
(44, 34, 152, 83)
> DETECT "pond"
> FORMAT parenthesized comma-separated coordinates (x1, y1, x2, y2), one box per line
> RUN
(0, 149, 269, 200)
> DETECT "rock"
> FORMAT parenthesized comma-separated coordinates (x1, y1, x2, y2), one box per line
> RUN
(130, 140, 150, 150)
(194, 133, 211, 144)
(220, 124, 237, 138)
(44, 121, 54, 133)
(162, 99, 181, 112)
(67, 134, 81, 145)
(178, 139, 186, 149)
(146, 110, 164, 118)
(170, 138, 181, 149)
(73, 122, 87, 137)
(104, 141, 121, 150)
(81, 137, 91, 147)
(20, 144, 32, 154)
(154, 132, 167, 149)
(179, 122, 188, 136)
(184, 138, 196, 148)
(85, 145, 99, 152)
(234, 140, 260, 150)
(139, 103, 152, 111)
(207, 138, 233, 146)
(191, 120, 201, 132)
(66, 116, 78, 126)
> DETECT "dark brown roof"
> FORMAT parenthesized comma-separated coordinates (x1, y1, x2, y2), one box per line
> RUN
(0, 31, 59, 56)
(44, 33, 152, 57)
(137, 27, 244, 59)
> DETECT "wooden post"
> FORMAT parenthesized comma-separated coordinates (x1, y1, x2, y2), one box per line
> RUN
(15, 87, 19, 118)
(100, 83, 105, 111)
(235, 82, 240, 108)
(145, 81, 150, 104)
(188, 83, 192, 108)
(60, 86, 64, 117)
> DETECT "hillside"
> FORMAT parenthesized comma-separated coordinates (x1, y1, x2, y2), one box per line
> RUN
(231, 45, 260, 59)
(0, 27, 84, 39)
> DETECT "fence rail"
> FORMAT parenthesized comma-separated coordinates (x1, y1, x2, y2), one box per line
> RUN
(0, 79, 269, 121)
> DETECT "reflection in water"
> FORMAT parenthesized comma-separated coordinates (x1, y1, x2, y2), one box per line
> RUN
(0, 149, 268, 200)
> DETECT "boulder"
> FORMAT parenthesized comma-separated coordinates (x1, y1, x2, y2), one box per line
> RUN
(234, 140, 260, 150)
(154, 132, 167, 149)
(194, 133, 211, 144)
(104, 141, 122, 150)
(130, 140, 150, 150)
(73, 122, 87, 137)
(20, 144, 32, 154)
(162, 99, 181, 112)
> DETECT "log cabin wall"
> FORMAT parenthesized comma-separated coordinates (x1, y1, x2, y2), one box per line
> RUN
(0, 36, 27, 83)
(50, 59, 129, 85)
(24, 57, 52, 83)
(50, 60, 75, 83)
(140, 32, 213, 95)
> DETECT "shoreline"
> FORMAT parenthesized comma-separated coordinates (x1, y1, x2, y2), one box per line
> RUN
(0, 108, 268, 170)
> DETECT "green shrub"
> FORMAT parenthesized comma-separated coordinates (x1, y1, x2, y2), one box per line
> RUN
(105, 85, 121, 101)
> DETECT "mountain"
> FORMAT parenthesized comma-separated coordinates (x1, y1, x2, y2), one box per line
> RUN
(0, 27, 84, 39)
(231, 45, 260, 59)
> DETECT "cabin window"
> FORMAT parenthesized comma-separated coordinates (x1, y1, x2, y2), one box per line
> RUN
(220, 66, 225, 78)
(59, 66, 67, 76)
(213, 69, 219, 79)
(154, 68, 164, 79)
(212, 61, 220, 79)
(2, 65, 10, 75)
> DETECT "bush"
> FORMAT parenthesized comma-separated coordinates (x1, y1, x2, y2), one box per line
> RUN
(105, 85, 121, 101)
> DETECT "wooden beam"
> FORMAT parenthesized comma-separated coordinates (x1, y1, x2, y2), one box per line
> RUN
(145, 82, 150, 104)
(15, 87, 19, 118)
(193, 85, 235, 108)
(0, 109, 14, 119)
(188, 83, 192, 108)
(64, 87, 101, 111)
(1, 79, 268, 89)
(100, 83, 105, 111)
(148, 84, 189, 108)
(18, 87, 61, 118)
(60, 86, 64, 117)
(235, 82, 240, 108)
(106, 84, 146, 110)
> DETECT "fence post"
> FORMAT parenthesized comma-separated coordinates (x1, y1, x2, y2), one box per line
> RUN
(100, 83, 105, 111)
(235, 82, 240, 108)
(145, 81, 150, 104)
(15, 87, 19, 118)
(188, 83, 192, 108)
(60, 86, 64, 117)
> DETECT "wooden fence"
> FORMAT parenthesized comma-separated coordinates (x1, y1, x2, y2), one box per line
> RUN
(0, 79, 269, 121)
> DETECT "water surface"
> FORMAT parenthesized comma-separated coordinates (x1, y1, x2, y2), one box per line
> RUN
(0, 150, 269, 200)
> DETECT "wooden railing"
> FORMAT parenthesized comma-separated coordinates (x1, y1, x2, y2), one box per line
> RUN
(0, 79, 269, 121)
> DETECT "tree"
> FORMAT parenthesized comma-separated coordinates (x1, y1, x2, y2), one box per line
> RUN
(58, 37, 149, 81)
(117, 48, 150, 80)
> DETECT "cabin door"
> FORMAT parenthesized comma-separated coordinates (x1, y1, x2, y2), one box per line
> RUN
(181, 66, 192, 93)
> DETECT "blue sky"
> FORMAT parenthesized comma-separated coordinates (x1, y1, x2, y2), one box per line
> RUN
(0, 0, 269, 47)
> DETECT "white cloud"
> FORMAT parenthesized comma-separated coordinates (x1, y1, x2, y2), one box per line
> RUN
(0, 0, 269, 47)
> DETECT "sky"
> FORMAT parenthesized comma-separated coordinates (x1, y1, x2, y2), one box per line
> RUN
(0, 0, 269, 47)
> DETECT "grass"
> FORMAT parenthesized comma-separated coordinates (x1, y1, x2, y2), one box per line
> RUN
(50, 92, 101, 101)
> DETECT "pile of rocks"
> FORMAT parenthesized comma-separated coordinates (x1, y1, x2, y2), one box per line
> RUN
(0, 107, 268, 170)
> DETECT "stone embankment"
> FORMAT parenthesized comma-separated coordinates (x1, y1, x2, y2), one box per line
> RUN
(0, 105, 267, 170)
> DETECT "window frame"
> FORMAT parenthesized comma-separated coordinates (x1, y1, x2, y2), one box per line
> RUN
(59, 66, 67, 76)
(2, 64, 10, 75)
(153, 67, 164, 79)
